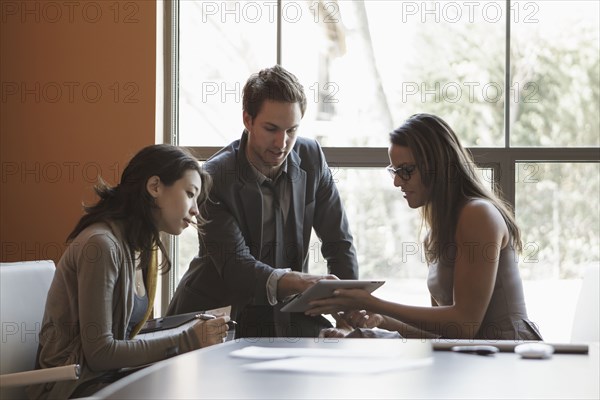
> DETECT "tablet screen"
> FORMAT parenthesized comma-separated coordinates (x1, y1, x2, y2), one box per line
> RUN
(280, 280, 385, 313)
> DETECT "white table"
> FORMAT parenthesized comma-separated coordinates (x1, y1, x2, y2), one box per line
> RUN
(93, 338, 599, 399)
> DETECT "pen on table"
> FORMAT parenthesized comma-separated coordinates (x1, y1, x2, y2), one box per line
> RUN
(451, 345, 499, 356)
(195, 313, 238, 329)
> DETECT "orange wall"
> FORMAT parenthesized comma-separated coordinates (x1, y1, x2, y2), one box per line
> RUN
(1, 1, 157, 263)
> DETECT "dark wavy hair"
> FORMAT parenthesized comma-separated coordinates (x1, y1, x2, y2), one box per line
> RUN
(242, 64, 307, 119)
(389, 113, 522, 263)
(67, 144, 211, 273)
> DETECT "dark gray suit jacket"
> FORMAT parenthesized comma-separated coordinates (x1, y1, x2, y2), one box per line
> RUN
(168, 132, 359, 324)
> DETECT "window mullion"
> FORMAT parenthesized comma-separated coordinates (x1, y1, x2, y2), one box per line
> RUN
(504, 0, 511, 149)
(277, 0, 282, 65)
(162, 0, 180, 314)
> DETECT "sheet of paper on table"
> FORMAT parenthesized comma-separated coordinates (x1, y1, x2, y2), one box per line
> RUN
(230, 341, 433, 374)
(242, 356, 433, 374)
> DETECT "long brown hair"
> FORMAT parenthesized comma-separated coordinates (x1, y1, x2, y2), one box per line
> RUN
(67, 144, 212, 273)
(389, 114, 522, 263)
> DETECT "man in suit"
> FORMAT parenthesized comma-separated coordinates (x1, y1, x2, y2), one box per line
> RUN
(167, 65, 359, 337)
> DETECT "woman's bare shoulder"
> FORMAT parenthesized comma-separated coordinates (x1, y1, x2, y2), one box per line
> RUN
(456, 199, 508, 244)
(460, 198, 503, 220)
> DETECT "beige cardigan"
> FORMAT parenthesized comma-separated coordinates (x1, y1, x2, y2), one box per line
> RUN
(27, 221, 200, 399)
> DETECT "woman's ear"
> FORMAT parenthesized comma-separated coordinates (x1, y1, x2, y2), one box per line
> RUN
(146, 175, 162, 198)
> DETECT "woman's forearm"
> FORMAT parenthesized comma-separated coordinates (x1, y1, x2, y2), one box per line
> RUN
(371, 299, 482, 339)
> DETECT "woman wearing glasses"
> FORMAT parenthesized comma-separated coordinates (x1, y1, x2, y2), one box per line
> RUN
(307, 113, 542, 340)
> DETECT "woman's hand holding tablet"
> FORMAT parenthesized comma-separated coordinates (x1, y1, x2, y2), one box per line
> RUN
(280, 280, 385, 313)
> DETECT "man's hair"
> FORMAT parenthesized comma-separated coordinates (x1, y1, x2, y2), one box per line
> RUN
(242, 65, 307, 120)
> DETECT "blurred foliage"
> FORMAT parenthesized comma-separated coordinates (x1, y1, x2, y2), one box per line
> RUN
(510, 23, 600, 146)
(313, 3, 600, 280)
(516, 163, 600, 279)
(391, 18, 507, 147)
(404, 13, 599, 278)
(178, 1, 599, 282)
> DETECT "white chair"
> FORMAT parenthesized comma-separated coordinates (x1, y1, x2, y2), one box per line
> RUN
(0, 261, 79, 399)
(571, 263, 600, 343)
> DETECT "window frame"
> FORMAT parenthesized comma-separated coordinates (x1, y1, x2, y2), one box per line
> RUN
(160, 0, 600, 312)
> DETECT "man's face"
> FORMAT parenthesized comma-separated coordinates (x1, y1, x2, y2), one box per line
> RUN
(244, 100, 302, 176)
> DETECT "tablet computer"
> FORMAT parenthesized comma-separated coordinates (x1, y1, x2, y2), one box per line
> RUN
(280, 280, 385, 313)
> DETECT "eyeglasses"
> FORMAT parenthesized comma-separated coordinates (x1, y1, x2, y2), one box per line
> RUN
(386, 164, 417, 180)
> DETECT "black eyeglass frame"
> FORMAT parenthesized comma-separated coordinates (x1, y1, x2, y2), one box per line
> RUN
(386, 164, 417, 180)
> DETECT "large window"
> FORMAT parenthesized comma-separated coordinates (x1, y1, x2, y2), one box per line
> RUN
(171, 0, 600, 342)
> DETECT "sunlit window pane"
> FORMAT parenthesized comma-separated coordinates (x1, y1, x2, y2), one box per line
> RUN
(511, 1, 600, 146)
(515, 162, 600, 341)
(179, 0, 277, 146)
(177, 220, 199, 283)
(283, 0, 506, 147)
(516, 163, 600, 278)
(309, 168, 426, 278)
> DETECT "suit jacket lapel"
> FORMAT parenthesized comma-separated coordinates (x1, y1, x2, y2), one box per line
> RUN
(240, 183, 263, 251)
(237, 132, 264, 252)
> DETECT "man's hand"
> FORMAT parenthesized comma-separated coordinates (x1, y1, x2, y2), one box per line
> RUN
(339, 310, 385, 329)
(277, 271, 338, 300)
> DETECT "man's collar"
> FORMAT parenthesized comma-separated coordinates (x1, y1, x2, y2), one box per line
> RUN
(249, 158, 288, 185)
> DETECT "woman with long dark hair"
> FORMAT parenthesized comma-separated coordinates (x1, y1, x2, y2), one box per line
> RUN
(308, 114, 542, 341)
(28, 144, 229, 399)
